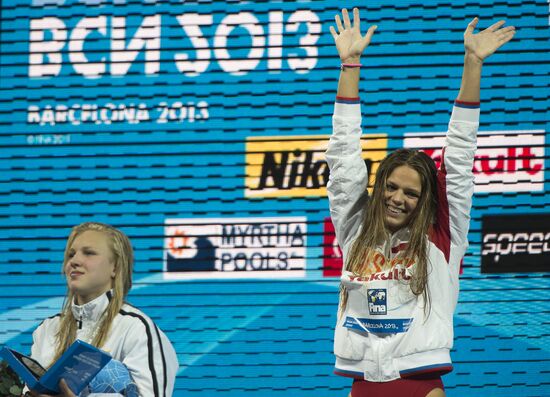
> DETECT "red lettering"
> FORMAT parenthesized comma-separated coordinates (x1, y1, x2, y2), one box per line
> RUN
(347, 265, 418, 283)
(472, 157, 479, 173)
(369, 273, 381, 281)
(473, 146, 542, 176)
(507, 147, 516, 173)
(520, 147, 543, 175)
(423, 149, 442, 169)
(478, 154, 505, 175)
(390, 257, 401, 267)
(372, 252, 385, 273)
(401, 268, 412, 280)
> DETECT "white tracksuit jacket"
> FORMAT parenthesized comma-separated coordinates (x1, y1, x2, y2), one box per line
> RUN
(327, 98, 479, 382)
(29, 291, 179, 396)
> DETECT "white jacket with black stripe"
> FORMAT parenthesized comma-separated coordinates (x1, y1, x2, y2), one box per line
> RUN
(327, 98, 479, 382)
(30, 291, 178, 396)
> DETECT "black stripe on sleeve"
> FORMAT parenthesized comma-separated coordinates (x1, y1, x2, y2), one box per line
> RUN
(153, 323, 168, 397)
(120, 309, 160, 397)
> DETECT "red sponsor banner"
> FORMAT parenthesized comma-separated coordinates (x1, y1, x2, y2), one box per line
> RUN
(323, 217, 343, 277)
(404, 130, 545, 192)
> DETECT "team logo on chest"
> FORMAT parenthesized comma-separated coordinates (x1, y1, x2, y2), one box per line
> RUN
(367, 289, 387, 315)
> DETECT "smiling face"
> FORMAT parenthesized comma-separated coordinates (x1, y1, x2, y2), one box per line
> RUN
(64, 230, 116, 305)
(384, 165, 422, 233)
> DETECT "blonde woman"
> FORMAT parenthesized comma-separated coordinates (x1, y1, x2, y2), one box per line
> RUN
(327, 8, 515, 397)
(25, 222, 178, 397)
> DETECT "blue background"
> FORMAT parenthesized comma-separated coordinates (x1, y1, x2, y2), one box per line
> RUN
(1, 0, 549, 396)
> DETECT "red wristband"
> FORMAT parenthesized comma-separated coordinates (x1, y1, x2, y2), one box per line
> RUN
(341, 63, 362, 71)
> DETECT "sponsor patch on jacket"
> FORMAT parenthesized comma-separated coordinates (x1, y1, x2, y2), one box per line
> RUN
(343, 316, 413, 334)
(367, 289, 387, 315)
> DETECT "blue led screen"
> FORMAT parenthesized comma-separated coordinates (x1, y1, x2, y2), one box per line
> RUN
(1, 0, 549, 396)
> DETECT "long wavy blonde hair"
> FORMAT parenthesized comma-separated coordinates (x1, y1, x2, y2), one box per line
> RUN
(51, 222, 133, 364)
(341, 149, 438, 311)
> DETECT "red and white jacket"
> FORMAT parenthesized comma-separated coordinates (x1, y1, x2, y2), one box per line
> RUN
(326, 98, 479, 382)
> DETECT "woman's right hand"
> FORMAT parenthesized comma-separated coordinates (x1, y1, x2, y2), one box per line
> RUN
(329, 8, 377, 63)
(25, 379, 76, 397)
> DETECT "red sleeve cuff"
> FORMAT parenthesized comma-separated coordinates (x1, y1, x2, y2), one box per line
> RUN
(336, 96, 360, 104)
(454, 100, 480, 109)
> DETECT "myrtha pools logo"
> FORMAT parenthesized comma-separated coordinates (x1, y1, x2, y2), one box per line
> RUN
(163, 217, 307, 279)
(367, 289, 387, 315)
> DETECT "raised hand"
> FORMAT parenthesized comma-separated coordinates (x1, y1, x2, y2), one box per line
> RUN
(329, 8, 377, 63)
(464, 17, 515, 62)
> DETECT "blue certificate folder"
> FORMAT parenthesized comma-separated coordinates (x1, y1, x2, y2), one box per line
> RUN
(1, 339, 112, 394)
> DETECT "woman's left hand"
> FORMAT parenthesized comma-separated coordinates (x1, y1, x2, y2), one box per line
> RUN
(464, 17, 515, 62)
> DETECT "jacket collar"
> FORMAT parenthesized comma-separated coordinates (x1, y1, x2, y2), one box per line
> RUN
(390, 227, 410, 246)
(71, 290, 112, 323)
(379, 227, 411, 257)
(390, 227, 410, 240)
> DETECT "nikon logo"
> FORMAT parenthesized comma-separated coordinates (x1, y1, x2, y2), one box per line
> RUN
(245, 135, 387, 198)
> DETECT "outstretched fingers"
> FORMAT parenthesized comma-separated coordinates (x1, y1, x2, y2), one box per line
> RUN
(361, 25, 378, 48)
(342, 8, 352, 30)
(464, 17, 516, 60)
(330, 7, 378, 59)
(486, 20, 506, 32)
(464, 17, 478, 35)
(497, 27, 516, 44)
(335, 14, 344, 33)
(498, 26, 516, 34)
(489, 22, 516, 46)
(352, 7, 360, 31)
(329, 25, 338, 41)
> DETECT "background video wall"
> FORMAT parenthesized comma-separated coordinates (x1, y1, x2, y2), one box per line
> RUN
(1, 0, 548, 396)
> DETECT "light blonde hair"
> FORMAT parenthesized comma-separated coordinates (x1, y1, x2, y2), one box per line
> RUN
(341, 149, 438, 313)
(51, 222, 133, 364)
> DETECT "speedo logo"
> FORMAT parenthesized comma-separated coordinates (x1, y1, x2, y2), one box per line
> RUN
(482, 232, 550, 262)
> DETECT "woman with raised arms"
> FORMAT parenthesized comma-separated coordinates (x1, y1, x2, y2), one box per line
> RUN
(326, 8, 515, 397)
